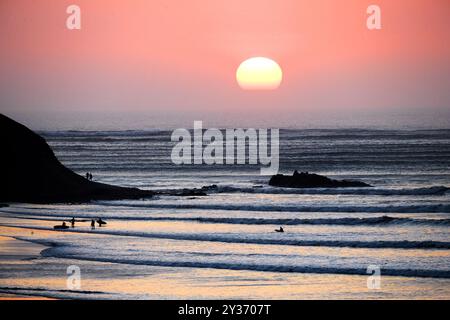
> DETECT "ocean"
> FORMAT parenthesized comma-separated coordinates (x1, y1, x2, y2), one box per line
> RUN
(0, 128, 449, 299)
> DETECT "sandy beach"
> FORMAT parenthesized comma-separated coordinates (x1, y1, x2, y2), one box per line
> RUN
(0, 235, 54, 299)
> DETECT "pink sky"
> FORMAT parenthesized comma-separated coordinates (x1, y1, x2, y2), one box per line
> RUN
(0, 0, 449, 123)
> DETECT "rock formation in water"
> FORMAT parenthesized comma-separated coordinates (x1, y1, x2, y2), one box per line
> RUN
(0, 114, 154, 203)
(269, 171, 371, 188)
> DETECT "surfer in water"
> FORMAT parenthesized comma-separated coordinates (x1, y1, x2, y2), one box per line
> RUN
(275, 226, 284, 233)
(91, 219, 95, 229)
(54, 222, 69, 230)
(70, 217, 75, 228)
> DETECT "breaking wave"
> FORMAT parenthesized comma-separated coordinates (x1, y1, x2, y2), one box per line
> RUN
(193, 185, 450, 196)
(94, 202, 450, 214)
(5, 224, 450, 250)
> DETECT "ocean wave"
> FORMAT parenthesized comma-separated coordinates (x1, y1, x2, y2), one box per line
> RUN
(67, 259, 450, 279)
(155, 216, 450, 226)
(5, 211, 449, 227)
(37, 246, 450, 279)
(5, 224, 450, 250)
(95, 202, 450, 214)
(40, 129, 168, 137)
(8, 233, 450, 280)
(194, 185, 450, 196)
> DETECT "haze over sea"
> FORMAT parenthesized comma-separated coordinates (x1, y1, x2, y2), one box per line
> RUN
(0, 111, 449, 299)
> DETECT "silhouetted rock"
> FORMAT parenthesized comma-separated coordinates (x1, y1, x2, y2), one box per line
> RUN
(269, 171, 371, 188)
(0, 114, 154, 203)
(157, 187, 208, 197)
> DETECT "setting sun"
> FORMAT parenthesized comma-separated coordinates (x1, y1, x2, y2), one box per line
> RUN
(236, 57, 283, 90)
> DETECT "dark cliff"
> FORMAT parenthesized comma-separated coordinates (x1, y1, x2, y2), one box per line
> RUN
(0, 114, 154, 203)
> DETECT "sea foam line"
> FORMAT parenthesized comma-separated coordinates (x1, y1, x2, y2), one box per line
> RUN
(2, 211, 449, 226)
(93, 202, 450, 214)
(33, 242, 450, 279)
(3, 224, 450, 250)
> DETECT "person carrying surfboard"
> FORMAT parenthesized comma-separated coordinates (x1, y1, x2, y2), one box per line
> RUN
(97, 218, 107, 227)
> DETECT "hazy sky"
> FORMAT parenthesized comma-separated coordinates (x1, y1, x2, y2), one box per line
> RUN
(0, 0, 449, 128)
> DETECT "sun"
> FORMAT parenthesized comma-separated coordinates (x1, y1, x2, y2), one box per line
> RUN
(236, 57, 282, 90)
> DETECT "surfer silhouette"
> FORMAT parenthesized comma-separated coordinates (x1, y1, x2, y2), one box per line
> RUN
(97, 218, 106, 227)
